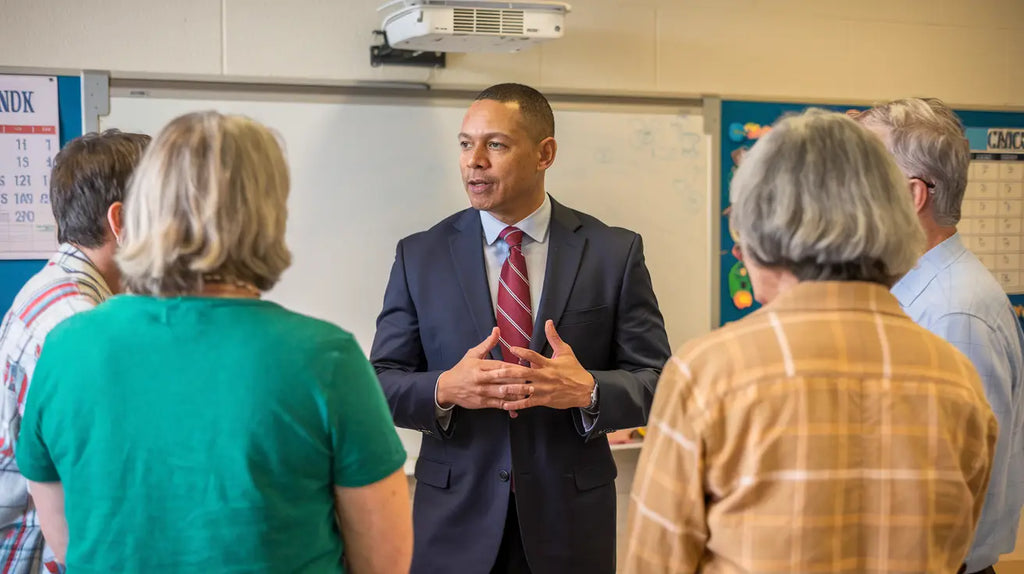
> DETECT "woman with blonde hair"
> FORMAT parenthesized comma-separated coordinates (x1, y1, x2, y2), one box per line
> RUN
(16, 111, 412, 573)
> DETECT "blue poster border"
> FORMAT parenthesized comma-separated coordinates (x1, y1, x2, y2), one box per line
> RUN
(718, 101, 1024, 327)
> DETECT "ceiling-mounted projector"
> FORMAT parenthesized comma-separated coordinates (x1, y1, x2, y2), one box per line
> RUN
(378, 0, 571, 53)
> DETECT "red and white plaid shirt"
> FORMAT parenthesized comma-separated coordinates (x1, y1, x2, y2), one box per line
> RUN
(0, 244, 111, 574)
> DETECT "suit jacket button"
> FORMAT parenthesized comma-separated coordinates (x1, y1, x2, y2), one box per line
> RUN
(498, 470, 510, 482)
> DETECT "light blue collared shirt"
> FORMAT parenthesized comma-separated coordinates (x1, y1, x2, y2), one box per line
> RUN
(479, 194, 552, 321)
(893, 233, 1024, 571)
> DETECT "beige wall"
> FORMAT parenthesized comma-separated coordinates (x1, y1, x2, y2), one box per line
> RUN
(1, 0, 1022, 107)
(4, 0, 1023, 568)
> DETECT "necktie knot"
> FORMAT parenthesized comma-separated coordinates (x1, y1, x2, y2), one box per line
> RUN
(499, 226, 524, 249)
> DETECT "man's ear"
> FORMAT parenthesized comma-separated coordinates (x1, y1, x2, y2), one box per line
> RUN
(537, 137, 557, 171)
(107, 201, 124, 244)
(909, 179, 929, 214)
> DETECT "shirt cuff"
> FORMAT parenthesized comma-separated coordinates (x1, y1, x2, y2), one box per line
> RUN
(578, 408, 598, 433)
(578, 380, 599, 432)
(435, 373, 453, 431)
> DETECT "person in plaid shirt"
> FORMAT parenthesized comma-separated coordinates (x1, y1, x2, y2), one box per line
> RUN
(625, 110, 997, 574)
(0, 130, 149, 574)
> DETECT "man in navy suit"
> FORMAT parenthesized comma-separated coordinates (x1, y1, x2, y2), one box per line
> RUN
(370, 83, 671, 574)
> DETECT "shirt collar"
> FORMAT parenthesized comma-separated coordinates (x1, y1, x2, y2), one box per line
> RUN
(53, 242, 113, 298)
(759, 280, 907, 319)
(890, 232, 966, 307)
(480, 194, 552, 246)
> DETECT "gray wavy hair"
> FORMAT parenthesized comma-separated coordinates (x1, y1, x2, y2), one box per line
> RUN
(853, 98, 970, 226)
(729, 108, 924, 286)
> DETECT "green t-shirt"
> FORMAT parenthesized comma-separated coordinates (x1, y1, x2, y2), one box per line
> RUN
(16, 295, 406, 573)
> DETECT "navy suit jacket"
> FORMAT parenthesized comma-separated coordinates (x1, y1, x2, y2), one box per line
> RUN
(370, 197, 671, 574)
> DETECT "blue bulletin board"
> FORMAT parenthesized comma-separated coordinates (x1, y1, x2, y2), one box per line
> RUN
(718, 101, 863, 326)
(0, 75, 82, 315)
(718, 100, 1024, 328)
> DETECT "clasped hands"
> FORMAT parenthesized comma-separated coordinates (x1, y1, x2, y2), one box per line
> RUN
(436, 320, 595, 417)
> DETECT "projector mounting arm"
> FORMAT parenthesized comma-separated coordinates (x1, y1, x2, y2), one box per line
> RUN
(370, 30, 447, 68)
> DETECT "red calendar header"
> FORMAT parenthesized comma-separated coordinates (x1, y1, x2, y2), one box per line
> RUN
(0, 124, 56, 134)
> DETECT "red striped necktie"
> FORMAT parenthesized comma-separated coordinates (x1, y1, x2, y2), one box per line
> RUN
(497, 226, 533, 364)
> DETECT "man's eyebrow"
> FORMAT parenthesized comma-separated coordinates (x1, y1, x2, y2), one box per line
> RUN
(457, 131, 511, 140)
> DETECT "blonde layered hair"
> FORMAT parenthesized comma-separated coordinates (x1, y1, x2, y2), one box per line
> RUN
(730, 109, 924, 286)
(118, 111, 292, 295)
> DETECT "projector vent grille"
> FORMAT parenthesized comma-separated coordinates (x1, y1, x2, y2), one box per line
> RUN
(452, 8, 525, 34)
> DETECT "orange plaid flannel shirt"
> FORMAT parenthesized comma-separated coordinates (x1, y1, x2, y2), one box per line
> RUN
(625, 281, 997, 574)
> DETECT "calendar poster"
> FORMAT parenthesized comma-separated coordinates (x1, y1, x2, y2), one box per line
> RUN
(0, 75, 60, 260)
(960, 128, 1024, 294)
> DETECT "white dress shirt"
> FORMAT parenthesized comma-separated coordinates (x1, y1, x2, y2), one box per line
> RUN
(480, 195, 551, 326)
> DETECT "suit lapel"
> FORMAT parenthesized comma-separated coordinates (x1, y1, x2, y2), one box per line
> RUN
(532, 198, 585, 355)
(449, 209, 502, 361)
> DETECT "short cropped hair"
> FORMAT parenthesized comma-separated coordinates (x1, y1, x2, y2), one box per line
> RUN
(730, 109, 924, 286)
(50, 129, 150, 247)
(117, 111, 292, 296)
(475, 83, 555, 141)
(854, 98, 970, 226)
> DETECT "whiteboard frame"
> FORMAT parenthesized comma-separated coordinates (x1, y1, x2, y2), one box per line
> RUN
(108, 77, 705, 111)
(704, 97, 722, 330)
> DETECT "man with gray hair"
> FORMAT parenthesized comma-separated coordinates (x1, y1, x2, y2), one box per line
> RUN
(858, 98, 1024, 574)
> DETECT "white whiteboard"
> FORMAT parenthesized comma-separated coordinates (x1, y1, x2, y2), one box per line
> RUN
(101, 92, 711, 457)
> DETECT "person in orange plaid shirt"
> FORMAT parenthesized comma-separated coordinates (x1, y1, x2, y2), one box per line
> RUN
(624, 109, 998, 574)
